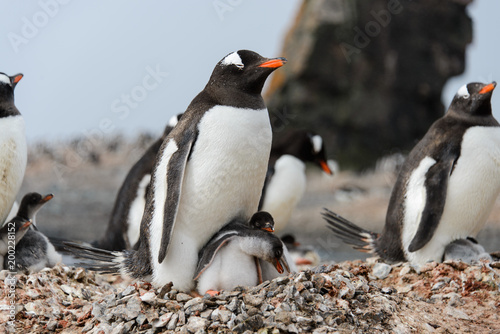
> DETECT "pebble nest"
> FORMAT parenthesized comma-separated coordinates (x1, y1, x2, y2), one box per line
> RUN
(1, 258, 499, 333)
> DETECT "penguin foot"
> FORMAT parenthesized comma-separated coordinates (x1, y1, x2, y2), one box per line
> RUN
(205, 290, 220, 297)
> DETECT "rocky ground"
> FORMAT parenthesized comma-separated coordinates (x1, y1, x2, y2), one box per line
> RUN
(1, 135, 499, 333)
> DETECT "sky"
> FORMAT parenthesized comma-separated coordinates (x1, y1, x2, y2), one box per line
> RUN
(1, 1, 499, 144)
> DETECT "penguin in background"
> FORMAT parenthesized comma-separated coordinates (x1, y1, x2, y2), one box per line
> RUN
(0, 72, 27, 226)
(5, 192, 62, 272)
(324, 82, 499, 266)
(259, 129, 333, 233)
(93, 113, 183, 251)
(194, 211, 290, 296)
(0, 219, 31, 270)
(65, 50, 286, 291)
(442, 237, 491, 264)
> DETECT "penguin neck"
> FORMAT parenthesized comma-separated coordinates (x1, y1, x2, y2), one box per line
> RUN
(446, 108, 499, 127)
(0, 99, 20, 118)
(204, 84, 266, 110)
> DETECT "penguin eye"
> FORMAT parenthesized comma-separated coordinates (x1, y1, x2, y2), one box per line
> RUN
(235, 63, 244, 70)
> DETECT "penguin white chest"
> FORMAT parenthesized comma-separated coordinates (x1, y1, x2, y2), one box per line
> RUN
(262, 155, 306, 232)
(0, 116, 27, 224)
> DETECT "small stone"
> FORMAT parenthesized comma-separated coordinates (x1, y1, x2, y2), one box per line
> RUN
(243, 293, 265, 307)
(136, 313, 147, 326)
(431, 281, 446, 291)
(372, 263, 392, 279)
(46, 319, 58, 331)
(26, 289, 40, 299)
(276, 277, 290, 285)
(399, 264, 412, 276)
(167, 313, 179, 330)
(445, 306, 470, 320)
(121, 285, 137, 297)
(125, 296, 142, 320)
(212, 308, 233, 323)
(418, 262, 438, 273)
(185, 316, 209, 333)
(140, 291, 156, 304)
(184, 297, 206, 314)
(176, 293, 193, 302)
(274, 311, 293, 323)
(153, 312, 173, 328)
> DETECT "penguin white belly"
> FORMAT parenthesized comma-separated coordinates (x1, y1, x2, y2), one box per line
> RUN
(197, 241, 258, 294)
(151, 106, 271, 290)
(0, 116, 27, 225)
(406, 127, 500, 265)
(126, 174, 151, 248)
(262, 155, 306, 232)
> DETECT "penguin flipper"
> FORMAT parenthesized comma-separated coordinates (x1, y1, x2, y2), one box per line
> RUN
(157, 137, 195, 263)
(193, 234, 237, 280)
(408, 157, 457, 252)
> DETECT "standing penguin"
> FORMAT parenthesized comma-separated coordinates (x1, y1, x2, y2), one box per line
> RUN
(94, 113, 183, 251)
(9, 192, 62, 272)
(194, 211, 289, 295)
(324, 82, 499, 266)
(66, 50, 286, 291)
(259, 130, 332, 232)
(0, 72, 27, 226)
(0, 219, 31, 270)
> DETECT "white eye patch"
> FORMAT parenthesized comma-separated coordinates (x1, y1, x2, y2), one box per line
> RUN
(221, 52, 244, 69)
(311, 135, 323, 154)
(457, 84, 470, 99)
(0, 74, 11, 85)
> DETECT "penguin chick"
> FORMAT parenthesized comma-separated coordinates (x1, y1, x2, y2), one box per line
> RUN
(0, 219, 31, 270)
(194, 212, 290, 295)
(259, 130, 332, 232)
(323, 82, 500, 266)
(443, 237, 491, 263)
(9, 193, 62, 273)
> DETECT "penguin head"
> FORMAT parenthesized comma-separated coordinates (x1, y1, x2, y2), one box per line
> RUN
(451, 81, 496, 116)
(249, 211, 275, 232)
(273, 130, 333, 175)
(17, 192, 54, 221)
(208, 50, 286, 95)
(0, 72, 23, 95)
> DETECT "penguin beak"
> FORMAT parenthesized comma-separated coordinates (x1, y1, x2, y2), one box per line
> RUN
(41, 194, 54, 203)
(10, 73, 23, 89)
(262, 222, 274, 233)
(258, 57, 287, 69)
(478, 82, 496, 95)
(21, 221, 32, 230)
(318, 160, 333, 175)
(274, 256, 290, 274)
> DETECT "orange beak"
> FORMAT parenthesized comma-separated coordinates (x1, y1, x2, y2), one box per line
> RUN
(41, 194, 54, 203)
(479, 82, 496, 94)
(275, 258, 284, 274)
(319, 160, 333, 175)
(262, 227, 274, 233)
(258, 57, 287, 69)
(21, 221, 32, 229)
(13, 74, 23, 84)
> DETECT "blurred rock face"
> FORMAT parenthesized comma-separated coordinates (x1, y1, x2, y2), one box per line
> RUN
(266, 0, 473, 170)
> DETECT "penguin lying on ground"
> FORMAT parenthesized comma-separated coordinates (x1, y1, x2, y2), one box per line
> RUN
(194, 211, 290, 296)
(0, 219, 31, 270)
(93, 113, 183, 251)
(0, 72, 27, 226)
(10, 193, 62, 273)
(443, 237, 491, 263)
(323, 82, 499, 266)
(66, 50, 286, 291)
(259, 130, 333, 233)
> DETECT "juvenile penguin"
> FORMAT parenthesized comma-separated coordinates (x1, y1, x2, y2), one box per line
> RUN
(323, 82, 499, 266)
(0, 72, 27, 225)
(442, 237, 491, 263)
(94, 113, 183, 251)
(67, 50, 286, 291)
(10, 192, 62, 272)
(194, 211, 289, 295)
(0, 219, 31, 270)
(259, 130, 332, 232)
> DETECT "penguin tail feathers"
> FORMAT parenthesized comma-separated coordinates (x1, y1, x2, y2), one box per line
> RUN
(48, 236, 93, 254)
(63, 241, 128, 275)
(321, 208, 378, 254)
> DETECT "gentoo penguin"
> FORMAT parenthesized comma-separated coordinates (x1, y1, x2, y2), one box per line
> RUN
(67, 50, 286, 291)
(259, 130, 332, 232)
(0, 72, 27, 226)
(93, 113, 183, 251)
(194, 212, 289, 295)
(442, 237, 491, 263)
(323, 82, 500, 266)
(0, 219, 31, 270)
(10, 192, 62, 272)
